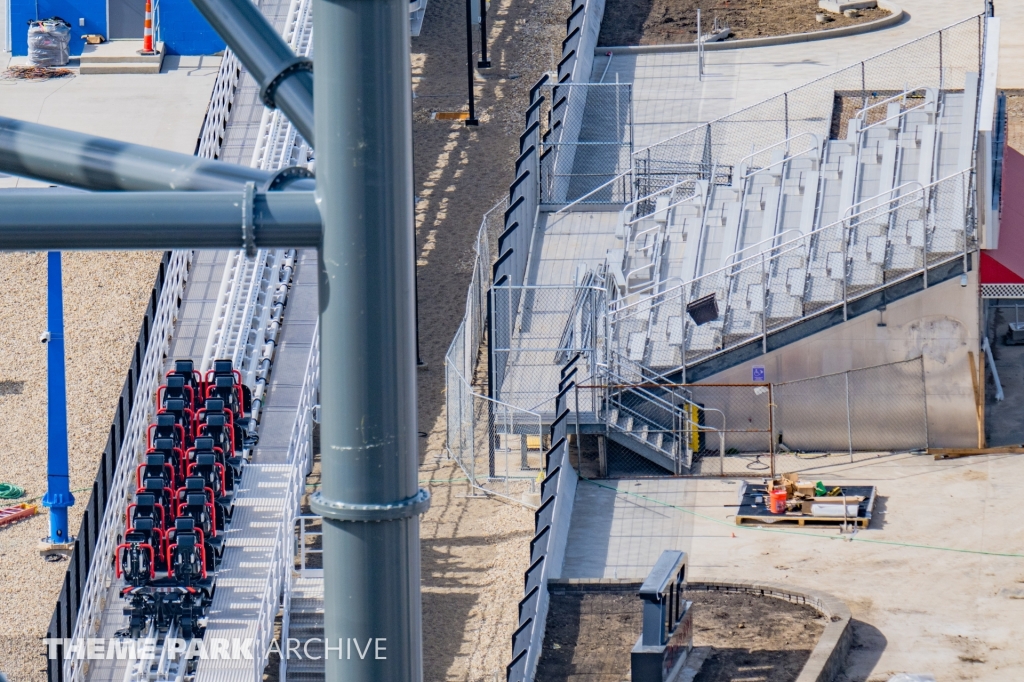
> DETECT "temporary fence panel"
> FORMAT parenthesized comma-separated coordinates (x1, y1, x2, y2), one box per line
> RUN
(773, 358, 928, 455)
(538, 82, 634, 205)
(490, 284, 605, 418)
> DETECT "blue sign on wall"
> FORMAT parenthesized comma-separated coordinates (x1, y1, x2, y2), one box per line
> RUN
(752, 366, 765, 382)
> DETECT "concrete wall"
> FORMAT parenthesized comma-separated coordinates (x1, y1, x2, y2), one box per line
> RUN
(8, 0, 222, 56)
(702, 262, 981, 448)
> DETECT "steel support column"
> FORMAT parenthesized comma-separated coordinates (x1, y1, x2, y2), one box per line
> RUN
(308, 0, 428, 680)
(42, 251, 74, 544)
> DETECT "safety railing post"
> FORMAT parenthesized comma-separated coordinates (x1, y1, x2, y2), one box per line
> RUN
(845, 371, 854, 462)
(761, 253, 768, 353)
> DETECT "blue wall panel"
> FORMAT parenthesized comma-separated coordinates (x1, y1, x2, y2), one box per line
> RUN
(10, 0, 106, 56)
(8, 0, 224, 56)
(157, 0, 224, 55)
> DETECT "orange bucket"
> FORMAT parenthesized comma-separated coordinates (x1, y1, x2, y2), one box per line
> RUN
(768, 487, 787, 514)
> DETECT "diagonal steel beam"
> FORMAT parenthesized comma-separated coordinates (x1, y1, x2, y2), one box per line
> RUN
(0, 116, 315, 192)
(191, 0, 315, 145)
(0, 190, 321, 249)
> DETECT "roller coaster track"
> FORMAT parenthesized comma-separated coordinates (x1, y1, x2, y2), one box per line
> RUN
(60, 0, 319, 678)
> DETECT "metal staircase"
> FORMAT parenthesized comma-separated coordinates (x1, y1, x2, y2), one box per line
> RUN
(590, 76, 981, 471)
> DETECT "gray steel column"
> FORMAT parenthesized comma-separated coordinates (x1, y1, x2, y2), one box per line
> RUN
(308, 0, 427, 680)
(191, 0, 315, 145)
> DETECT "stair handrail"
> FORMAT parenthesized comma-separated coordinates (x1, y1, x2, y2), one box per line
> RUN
(723, 228, 804, 268)
(611, 169, 968, 321)
(840, 180, 925, 221)
(547, 166, 635, 226)
(623, 176, 700, 223)
(609, 276, 688, 311)
(853, 85, 930, 125)
(737, 132, 821, 182)
(603, 364, 729, 471)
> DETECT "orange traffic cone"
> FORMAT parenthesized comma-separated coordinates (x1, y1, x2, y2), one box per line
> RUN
(141, 0, 154, 54)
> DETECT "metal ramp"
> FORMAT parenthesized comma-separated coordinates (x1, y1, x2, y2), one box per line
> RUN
(194, 465, 296, 682)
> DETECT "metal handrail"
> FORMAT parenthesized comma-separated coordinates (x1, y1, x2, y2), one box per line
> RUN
(853, 86, 928, 120)
(738, 133, 821, 180)
(609, 169, 970, 320)
(625, 187, 703, 229)
(547, 166, 634, 223)
(723, 229, 804, 267)
(840, 181, 925, 220)
(623, 176, 697, 214)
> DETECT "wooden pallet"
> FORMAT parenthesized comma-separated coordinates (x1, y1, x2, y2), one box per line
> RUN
(734, 484, 875, 529)
(930, 446, 1024, 460)
(735, 512, 870, 528)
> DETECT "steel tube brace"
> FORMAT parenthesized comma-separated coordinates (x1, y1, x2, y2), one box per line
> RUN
(0, 116, 316, 193)
(310, 488, 430, 522)
(0, 190, 322, 249)
(191, 0, 315, 145)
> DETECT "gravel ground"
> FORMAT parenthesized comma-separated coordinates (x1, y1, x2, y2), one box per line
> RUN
(410, 0, 569, 675)
(0, 251, 161, 681)
(598, 0, 890, 48)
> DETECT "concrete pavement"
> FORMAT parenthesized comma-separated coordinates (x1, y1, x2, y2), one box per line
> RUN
(0, 54, 221, 188)
(594, 0, 994, 147)
(562, 452, 1024, 681)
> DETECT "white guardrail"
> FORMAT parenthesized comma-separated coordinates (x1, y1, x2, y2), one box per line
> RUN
(64, 250, 193, 682)
(277, 322, 320, 682)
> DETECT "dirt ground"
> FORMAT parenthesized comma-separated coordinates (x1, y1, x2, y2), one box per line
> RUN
(0, 252, 160, 682)
(598, 0, 890, 48)
(1005, 93, 1024, 153)
(689, 591, 825, 682)
(535, 589, 825, 682)
(409, 0, 571, 678)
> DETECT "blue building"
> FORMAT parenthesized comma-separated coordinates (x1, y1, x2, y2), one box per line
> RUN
(8, 0, 224, 56)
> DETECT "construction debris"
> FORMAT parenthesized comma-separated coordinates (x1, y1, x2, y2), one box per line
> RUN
(735, 475, 876, 528)
(2, 65, 74, 81)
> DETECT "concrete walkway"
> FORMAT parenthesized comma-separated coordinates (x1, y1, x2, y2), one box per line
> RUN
(562, 452, 1024, 681)
(0, 54, 221, 188)
(593, 0, 987, 147)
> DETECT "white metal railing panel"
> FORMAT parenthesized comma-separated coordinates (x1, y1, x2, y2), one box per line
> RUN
(65, 251, 192, 682)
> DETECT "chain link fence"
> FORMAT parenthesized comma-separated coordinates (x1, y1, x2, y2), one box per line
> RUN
(491, 284, 606, 419)
(572, 358, 928, 479)
(537, 82, 634, 204)
(446, 199, 549, 494)
(774, 357, 928, 458)
(632, 16, 984, 184)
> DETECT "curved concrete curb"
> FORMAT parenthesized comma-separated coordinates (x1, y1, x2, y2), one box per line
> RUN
(597, 0, 902, 56)
(687, 581, 852, 682)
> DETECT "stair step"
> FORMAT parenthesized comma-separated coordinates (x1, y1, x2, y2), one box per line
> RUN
(79, 41, 165, 74)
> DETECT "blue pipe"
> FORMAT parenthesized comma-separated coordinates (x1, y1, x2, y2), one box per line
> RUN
(41, 251, 74, 543)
